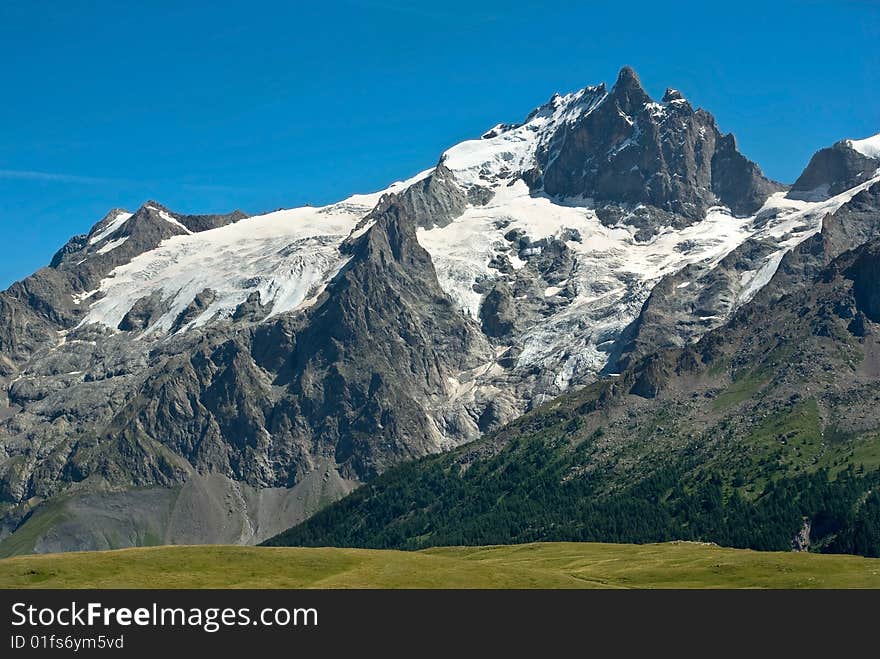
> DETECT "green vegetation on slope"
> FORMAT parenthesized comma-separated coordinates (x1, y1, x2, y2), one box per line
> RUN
(1, 542, 879, 589)
(0, 497, 71, 559)
(265, 419, 880, 555)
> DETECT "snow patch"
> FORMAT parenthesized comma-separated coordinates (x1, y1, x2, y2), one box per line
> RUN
(95, 235, 129, 254)
(72, 289, 99, 305)
(847, 133, 880, 159)
(739, 249, 786, 306)
(153, 208, 193, 235)
(645, 102, 666, 119)
(88, 211, 132, 245)
(80, 172, 430, 334)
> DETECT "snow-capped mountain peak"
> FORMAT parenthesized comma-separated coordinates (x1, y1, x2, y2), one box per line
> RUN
(12, 68, 875, 445)
(71, 170, 431, 336)
(439, 83, 608, 188)
(58, 68, 844, 393)
(5, 67, 880, 555)
(87, 209, 133, 246)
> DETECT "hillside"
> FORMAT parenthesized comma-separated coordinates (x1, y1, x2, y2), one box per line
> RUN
(266, 213, 880, 555)
(1, 542, 879, 589)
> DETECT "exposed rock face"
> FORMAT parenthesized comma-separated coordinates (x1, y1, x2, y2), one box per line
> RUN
(367, 163, 492, 230)
(0, 271, 72, 365)
(268, 200, 490, 477)
(232, 291, 271, 323)
(118, 292, 169, 331)
(793, 519, 812, 552)
(791, 140, 879, 198)
(536, 67, 782, 223)
(711, 134, 782, 216)
(765, 181, 880, 302)
(178, 209, 248, 233)
(613, 180, 880, 371)
(172, 289, 217, 332)
(846, 240, 880, 323)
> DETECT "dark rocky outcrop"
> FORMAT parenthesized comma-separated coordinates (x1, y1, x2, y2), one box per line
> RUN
(118, 292, 169, 332)
(366, 163, 490, 230)
(790, 140, 879, 198)
(171, 288, 218, 332)
(846, 241, 880, 322)
(232, 291, 272, 322)
(763, 181, 880, 302)
(536, 66, 782, 224)
(480, 282, 518, 338)
(179, 209, 247, 233)
(711, 133, 782, 216)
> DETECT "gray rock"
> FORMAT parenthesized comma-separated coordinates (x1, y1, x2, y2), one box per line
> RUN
(537, 66, 783, 224)
(367, 163, 468, 229)
(764, 181, 880, 302)
(232, 291, 271, 322)
(790, 140, 879, 199)
(171, 288, 217, 333)
(118, 291, 169, 331)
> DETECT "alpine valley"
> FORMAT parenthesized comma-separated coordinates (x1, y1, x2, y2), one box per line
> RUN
(2, 68, 879, 557)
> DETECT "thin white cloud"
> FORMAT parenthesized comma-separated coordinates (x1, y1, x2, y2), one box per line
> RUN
(0, 169, 112, 184)
(0, 170, 248, 193)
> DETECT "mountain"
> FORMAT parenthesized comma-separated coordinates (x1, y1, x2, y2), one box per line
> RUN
(533, 67, 781, 221)
(1, 67, 878, 555)
(0, 204, 246, 367)
(266, 185, 880, 556)
(791, 134, 880, 199)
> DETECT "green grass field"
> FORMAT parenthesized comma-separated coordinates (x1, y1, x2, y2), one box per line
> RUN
(1, 542, 879, 588)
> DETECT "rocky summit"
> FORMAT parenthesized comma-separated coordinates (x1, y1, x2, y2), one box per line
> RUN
(1, 67, 879, 556)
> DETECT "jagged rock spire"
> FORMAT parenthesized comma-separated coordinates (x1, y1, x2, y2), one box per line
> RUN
(609, 66, 650, 112)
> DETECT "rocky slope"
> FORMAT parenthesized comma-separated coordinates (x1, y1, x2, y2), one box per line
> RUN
(267, 186, 880, 555)
(535, 67, 780, 221)
(1, 67, 878, 555)
(791, 134, 880, 199)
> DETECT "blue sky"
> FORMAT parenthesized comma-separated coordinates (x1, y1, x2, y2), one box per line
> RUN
(1, 0, 878, 288)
